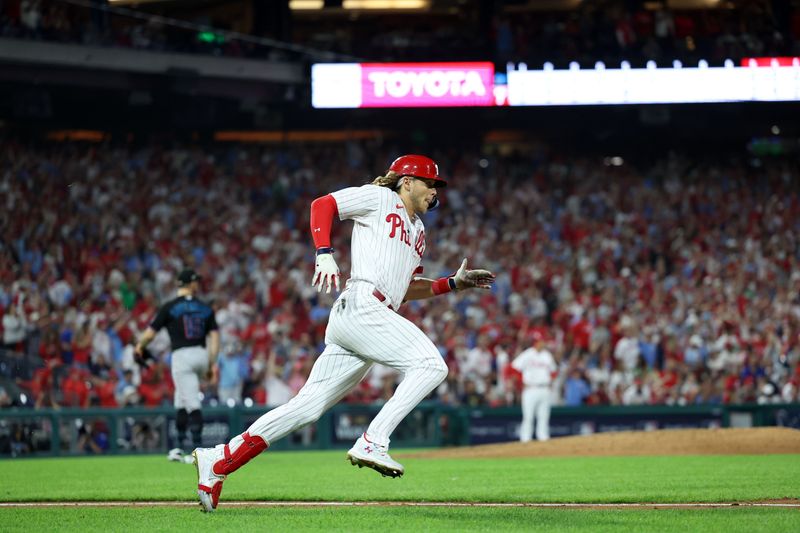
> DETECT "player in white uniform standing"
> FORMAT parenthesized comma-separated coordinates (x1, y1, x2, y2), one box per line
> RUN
(512, 331, 557, 442)
(192, 155, 496, 512)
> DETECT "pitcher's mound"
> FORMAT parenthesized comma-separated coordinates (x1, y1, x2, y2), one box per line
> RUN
(405, 427, 800, 459)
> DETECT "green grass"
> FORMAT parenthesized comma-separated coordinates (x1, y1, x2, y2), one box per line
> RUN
(3, 451, 799, 503)
(2, 451, 799, 532)
(0, 507, 798, 533)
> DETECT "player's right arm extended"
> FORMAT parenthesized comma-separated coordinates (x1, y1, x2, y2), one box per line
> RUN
(310, 194, 341, 293)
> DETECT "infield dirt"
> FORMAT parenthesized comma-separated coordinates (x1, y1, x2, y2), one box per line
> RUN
(404, 427, 800, 459)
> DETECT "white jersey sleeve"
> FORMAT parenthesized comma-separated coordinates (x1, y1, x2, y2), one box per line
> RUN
(512, 349, 533, 371)
(546, 351, 557, 373)
(331, 185, 382, 222)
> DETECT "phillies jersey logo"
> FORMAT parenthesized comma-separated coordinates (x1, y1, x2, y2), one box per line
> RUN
(385, 213, 425, 258)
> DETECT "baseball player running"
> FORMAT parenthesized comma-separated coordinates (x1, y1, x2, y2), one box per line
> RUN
(192, 154, 495, 512)
(135, 269, 220, 460)
(512, 331, 557, 442)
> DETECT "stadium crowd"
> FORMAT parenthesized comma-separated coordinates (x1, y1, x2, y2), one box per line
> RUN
(0, 1, 797, 66)
(0, 0, 290, 61)
(1, 138, 799, 413)
(315, 1, 799, 67)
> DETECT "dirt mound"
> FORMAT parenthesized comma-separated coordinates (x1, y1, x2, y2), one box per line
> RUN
(403, 427, 800, 459)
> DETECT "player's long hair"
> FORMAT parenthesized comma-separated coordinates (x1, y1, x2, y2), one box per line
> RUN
(371, 170, 403, 189)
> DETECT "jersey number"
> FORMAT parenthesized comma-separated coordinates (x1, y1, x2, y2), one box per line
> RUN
(182, 315, 205, 340)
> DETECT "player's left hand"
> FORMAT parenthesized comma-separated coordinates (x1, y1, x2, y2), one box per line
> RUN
(453, 258, 496, 290)
(134, 346, 155, 368)
(312, 253, 341, 294)
(207, 364, 219, 385)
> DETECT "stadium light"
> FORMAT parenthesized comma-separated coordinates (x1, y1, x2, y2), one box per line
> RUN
(289, 0, 324, 9)
(343, 0, 429, 8)
(197, 31, 225, 44)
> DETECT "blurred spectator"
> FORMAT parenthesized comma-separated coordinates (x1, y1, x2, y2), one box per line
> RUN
(684, 334, 707, 369)
(614, 319, 641, 376)
(129, 420, 159, 451)
(263, 350, 293, 407)
(459, 334, 493, 395)
(91, 372, 118, 408)
(0, 385, 10, 407)
(76, 420, 109, 454)
(459, 379, 483, 408)
(115, 368, 140, 406)
(138, 362, 172, 407)
(61, 367, 89, 408)
(782, 377, 799, 403)
(8, 423, 33, 457)
(72, 322, 92, 368)
(622, 376, 651, 405)
(563, 368, 591, 406)
(2, 300, 26, 352)
(217, 342, 249, 406)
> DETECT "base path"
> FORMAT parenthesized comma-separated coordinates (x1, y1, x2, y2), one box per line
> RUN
(2, 501, 799, 509)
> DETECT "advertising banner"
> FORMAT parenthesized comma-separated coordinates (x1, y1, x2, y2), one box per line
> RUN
(467, 410, 724, 445)
(506, 61, 800, 106)
(312, 62, 496, 108)
(313, 59, 800, 108)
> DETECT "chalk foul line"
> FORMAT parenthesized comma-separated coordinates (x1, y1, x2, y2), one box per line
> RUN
(1, 501, 799, 509)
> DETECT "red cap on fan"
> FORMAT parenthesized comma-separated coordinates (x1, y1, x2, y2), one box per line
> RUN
(389, 155, 447, 187)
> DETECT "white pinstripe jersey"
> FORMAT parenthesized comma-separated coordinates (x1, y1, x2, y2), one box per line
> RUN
(331, 184, 425, 309)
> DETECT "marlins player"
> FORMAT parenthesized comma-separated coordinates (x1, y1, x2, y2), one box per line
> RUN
(192, 154, 496, 512)
(512, 331, 557, 442)
(135, 268, 219, 460)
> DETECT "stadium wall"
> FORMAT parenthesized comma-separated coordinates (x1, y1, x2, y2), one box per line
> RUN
(2, 403, 799, 457)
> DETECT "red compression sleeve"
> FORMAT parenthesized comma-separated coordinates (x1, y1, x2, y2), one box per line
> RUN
(310, 194, 339, 249)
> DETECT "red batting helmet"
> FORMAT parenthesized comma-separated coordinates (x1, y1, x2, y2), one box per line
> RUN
(389, 155, 447, 188)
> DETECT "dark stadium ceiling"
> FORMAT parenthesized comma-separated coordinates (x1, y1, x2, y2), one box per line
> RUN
(106, 0, 741, 12)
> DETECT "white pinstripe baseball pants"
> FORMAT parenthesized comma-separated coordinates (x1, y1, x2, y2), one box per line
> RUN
(242, 281, 448, 447)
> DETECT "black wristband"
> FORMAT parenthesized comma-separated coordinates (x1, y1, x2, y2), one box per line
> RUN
(448, 277, 457, 291)
(316, 247, 335, 256)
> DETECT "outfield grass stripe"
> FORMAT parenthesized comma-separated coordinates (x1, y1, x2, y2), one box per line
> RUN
(2, 501, 799, 508)
(6, 453, 799, 505)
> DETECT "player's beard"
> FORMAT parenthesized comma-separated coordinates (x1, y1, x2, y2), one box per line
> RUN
(418, 194, 435, 214)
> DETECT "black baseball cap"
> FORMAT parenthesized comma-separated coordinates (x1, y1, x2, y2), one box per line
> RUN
(177, 268, 202, 286)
